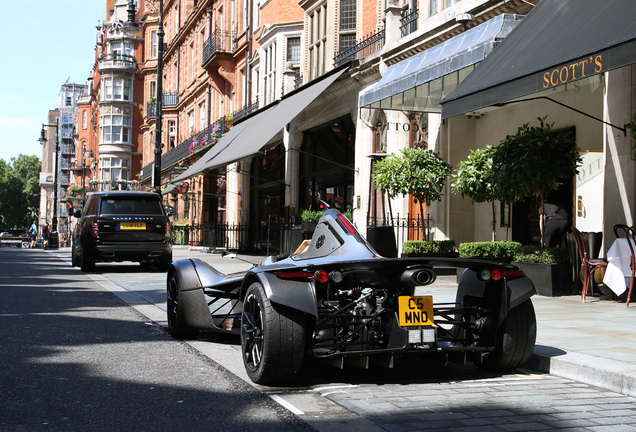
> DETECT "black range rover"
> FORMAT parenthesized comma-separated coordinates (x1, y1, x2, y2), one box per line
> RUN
(71, 191, 173, 272)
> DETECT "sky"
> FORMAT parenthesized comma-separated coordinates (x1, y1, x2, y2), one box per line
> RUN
(0, 0, 106, 164)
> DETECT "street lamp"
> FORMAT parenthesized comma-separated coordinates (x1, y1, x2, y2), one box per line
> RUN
(38, 119, 60, 249)
(153, 0, 165, 194)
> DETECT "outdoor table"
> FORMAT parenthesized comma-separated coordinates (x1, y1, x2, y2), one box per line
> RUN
(602, 238, 634, 296)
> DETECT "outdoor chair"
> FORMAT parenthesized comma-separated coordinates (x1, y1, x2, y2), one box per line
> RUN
(571, 226, 608, 303)
(614, 224, 630, 239)
(626, 226, 636, 307)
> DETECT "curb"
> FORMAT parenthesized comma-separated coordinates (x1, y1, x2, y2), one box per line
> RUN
(528, 345, 636, 397)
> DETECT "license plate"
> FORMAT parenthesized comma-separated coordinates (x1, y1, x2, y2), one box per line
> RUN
(120, 222, 146, 230)
(398, 295, 434, 326)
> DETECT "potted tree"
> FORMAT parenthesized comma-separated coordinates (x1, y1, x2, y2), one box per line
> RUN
(492, 116, 581, 247)
(372, 148, 452, 256)
(512, 245, 574, 296)
(452, 145, 499, 241)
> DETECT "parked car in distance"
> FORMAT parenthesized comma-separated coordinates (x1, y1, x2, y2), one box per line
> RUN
(71, 191, 174, 272)
(0, 232, 11, 238)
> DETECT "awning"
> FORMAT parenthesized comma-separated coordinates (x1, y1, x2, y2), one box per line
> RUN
(170, 109, 270, 184)
(171, 66, 348, 183)
(441, 0, 636, 119)
(162, 183, 177, 195)
(359, 14, 523, 111)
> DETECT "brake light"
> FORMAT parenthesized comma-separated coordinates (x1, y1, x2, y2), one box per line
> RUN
(92, 222, 99, 236)
(337, 214, 357, 234)
(491, 269, 502, 281)
(275, 271, 313, 279)
(315, 270, 329, 283)
(502, 270, 523, 277)
(165, 221, 171, 238)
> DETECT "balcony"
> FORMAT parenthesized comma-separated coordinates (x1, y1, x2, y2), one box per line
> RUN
(232, 98, 259, 122)
(146, 92, 180, 118)
(400, 8, 418, 38)
(334, 29, 385, 68)
(98, 53, 136, 72)
(141, 116, 231, 181)
(60, 144, 75, 154)
(202, 29, 236, 67)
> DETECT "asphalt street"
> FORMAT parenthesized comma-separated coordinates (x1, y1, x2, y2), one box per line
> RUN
(3, 247, 636, 432)
(0, 248, 314, 432)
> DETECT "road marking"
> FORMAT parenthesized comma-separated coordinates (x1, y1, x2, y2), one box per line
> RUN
(270, 394, 305, 415)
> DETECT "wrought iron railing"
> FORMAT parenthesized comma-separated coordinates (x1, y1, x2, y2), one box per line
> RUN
(59, 145, 75, 154)
(294, 72, 303, 89)
(400, 8, 419, 37)
(202, 28, 236, 64)
(99, 53, 136, 70)
(146, 92, 180, 118)
(140, 116, 230, 181)
(334, 29, 385, 68)
(170, 214, 432, 256)
(367, 214, 431, 243)
(232, 98, 259, 122)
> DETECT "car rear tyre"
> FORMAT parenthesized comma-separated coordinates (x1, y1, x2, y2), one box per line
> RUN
(71, 241, 80, 267)
(479, 298, 536, 371)
(166, 270, 198, 339)
(241, 282, 305, 385)
(158, 252, 172, 272)
(80, 245, 95, 272)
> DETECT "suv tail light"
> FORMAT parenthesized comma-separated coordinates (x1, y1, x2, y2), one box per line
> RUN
(165, 222, 171, 238)
(92, 222, 99, 236)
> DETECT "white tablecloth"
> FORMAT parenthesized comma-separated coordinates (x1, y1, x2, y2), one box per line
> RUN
(602, 238, 635, 296)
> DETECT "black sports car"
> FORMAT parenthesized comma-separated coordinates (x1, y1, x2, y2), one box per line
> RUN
(167, 209, 537, 385)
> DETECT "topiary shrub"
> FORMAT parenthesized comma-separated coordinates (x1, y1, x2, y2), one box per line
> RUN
(402, 240, 457, 254)
(514, 245, 571, 264)
(458, 241, 522, 260)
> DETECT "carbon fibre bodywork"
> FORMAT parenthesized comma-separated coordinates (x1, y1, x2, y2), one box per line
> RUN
(167, 209, 537, 382)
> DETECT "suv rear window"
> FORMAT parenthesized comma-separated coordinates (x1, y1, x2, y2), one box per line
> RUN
(100, 197, 164, 215)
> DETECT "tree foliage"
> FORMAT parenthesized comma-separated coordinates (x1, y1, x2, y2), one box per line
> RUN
(372, 147, 452, 205)
(0, 155, 41, 228)
(452, 145, 499, 240)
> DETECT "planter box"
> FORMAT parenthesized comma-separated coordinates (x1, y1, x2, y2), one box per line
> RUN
(512, 261, 575, 297)
(402, 252, 459, 258)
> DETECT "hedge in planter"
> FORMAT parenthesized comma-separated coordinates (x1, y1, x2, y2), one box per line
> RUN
(402, 240, 457, 255)
(458, 241, 522, 261)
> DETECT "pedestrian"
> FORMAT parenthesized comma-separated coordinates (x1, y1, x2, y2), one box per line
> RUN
(541, 201, 570, 248)
(42, 223, 50, 248)
(29, 220, 38, 248)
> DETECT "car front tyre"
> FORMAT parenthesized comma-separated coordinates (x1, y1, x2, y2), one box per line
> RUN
(166, 270, 198, 339)
(480, 298, 537, 371)
(241, 282, 305, 385)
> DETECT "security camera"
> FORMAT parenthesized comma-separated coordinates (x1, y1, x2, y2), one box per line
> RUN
(466, 113, 472, 119)
(474, 113, 480, 119)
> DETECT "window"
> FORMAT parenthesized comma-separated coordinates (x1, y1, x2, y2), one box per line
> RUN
(103, 78, 132, 101)
(307, 4, 327, 80)
(199, 102, 206, 131)
(169, 120, 176, 149)
(100, 157, 130, 182)
(66, 96, 72, 106)
(340, 0, 356, 30)
(263, 42, 277, 105)
(287, 37, 300, 65)
(101, 114, 132, 144)
(82, 110, 87, 129)
(338, 0, 356, 53)
(430, 0, 438, 15)
(189, 43, 195, 82)
(188, 111, 195, 135)
(150, 81, 156, 99)
(151, 30, 158, 58)
(111, 41, 133, 57)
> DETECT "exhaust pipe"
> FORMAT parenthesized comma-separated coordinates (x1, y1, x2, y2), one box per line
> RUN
(401, 268, 436, 286)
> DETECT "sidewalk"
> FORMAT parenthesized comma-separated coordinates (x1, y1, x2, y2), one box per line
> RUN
(52, 246, 636, 397)
(174, 246, 636, 397)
